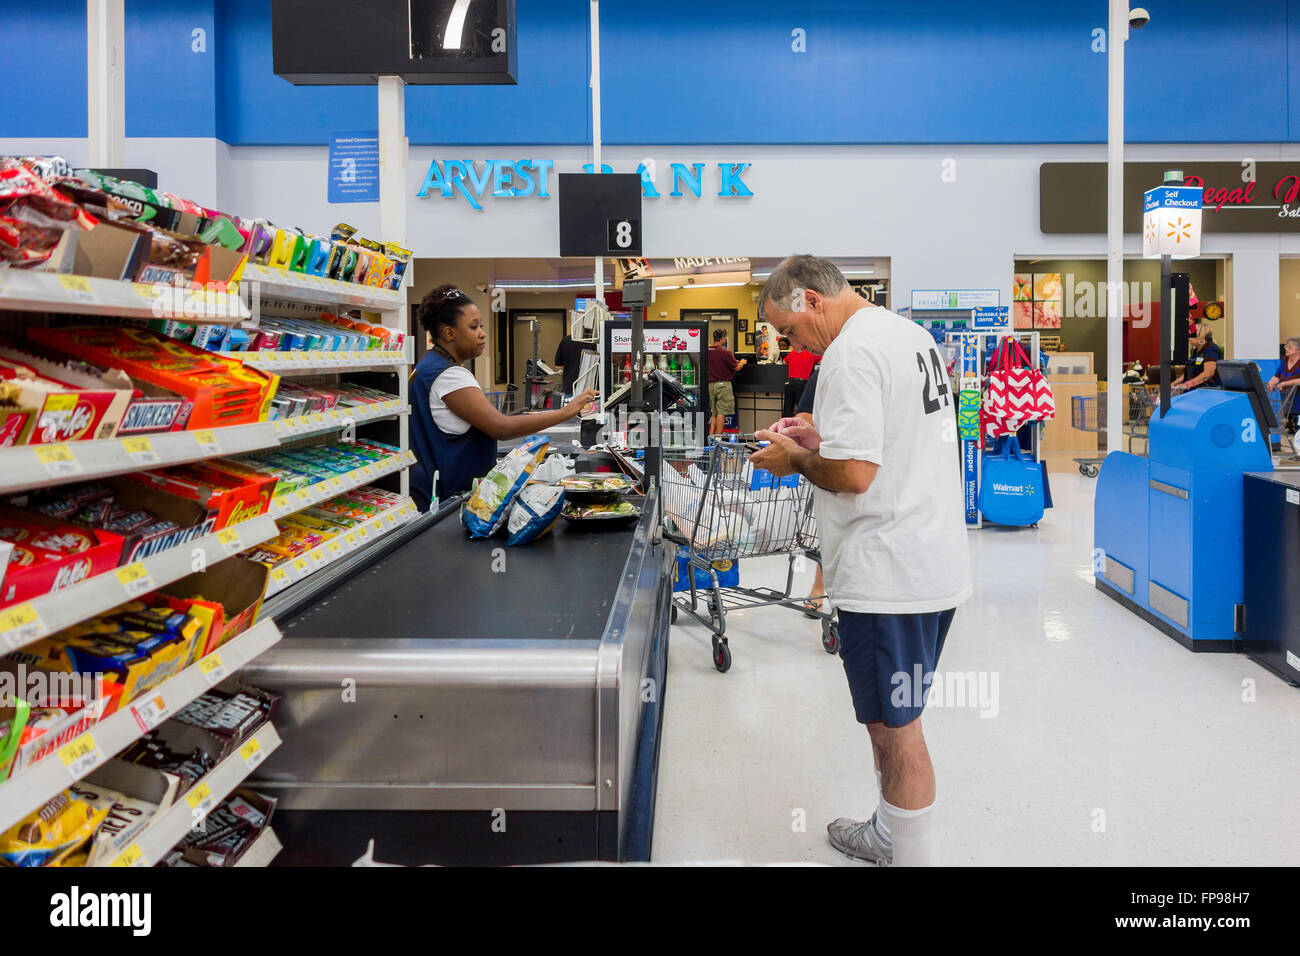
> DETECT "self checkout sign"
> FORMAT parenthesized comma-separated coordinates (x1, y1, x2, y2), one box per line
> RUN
(558, 173, 642, 257)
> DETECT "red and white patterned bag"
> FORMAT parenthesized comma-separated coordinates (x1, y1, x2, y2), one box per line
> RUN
(981, 336, 1056, 444)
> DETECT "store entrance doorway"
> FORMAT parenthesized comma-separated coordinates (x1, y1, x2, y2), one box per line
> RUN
(509, 309, 566, 387)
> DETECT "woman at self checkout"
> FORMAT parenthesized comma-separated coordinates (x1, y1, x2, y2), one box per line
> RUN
(1171, 324, 1223, 393)
(410, 285, 597, 511)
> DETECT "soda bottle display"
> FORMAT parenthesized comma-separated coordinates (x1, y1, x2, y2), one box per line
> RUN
(679, 354, 693, 387)
(658, 353, 670, 372)
(644, 352, 655, 374)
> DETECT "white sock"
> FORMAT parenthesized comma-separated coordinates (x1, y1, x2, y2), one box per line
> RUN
(878, 797, 935, 867)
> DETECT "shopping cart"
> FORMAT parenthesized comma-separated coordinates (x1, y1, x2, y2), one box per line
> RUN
(659, 438, 837, 673)
(1070, 386, 1159, 476)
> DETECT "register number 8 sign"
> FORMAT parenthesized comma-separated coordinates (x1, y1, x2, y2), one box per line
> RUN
(607, 219, 640, 254)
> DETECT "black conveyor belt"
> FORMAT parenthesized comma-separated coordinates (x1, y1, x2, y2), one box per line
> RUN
(278, 503, 645, 643)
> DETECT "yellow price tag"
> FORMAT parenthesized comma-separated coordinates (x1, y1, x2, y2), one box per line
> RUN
(185, 782, 213, 812)
(58, 734, 103, 777)
(327, 408, 341, 421)
(311, 413, 327, 425)
(329, 476, 344, 490)
(216, 527, 242, 554)
(310, 550, 326, 565)
(271, 567, 289, 583)
(240, 738, 264, 769)
(109, 844, 148, 868)
(121, 435, 159, 464)
(34, 444, 82, 478)
(44, 394, 77, 413)
(293, 558, 308, 573)
(0, 602, 46, 648)
(327, 540, 342, 555)
(57, 274, 95, 299)
(344, 533, 358, 548)
(194, 429, 220, 454)
(115, 562, 154, 597)
(133, 282, 158, 299)
(296, 487, 313, 502)
(198, 653, 226, 684)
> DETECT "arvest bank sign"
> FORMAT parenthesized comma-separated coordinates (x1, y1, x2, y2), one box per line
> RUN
(416, 158, 753, 211)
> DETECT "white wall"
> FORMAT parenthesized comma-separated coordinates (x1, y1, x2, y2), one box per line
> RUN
(8, 137, 1300, 358)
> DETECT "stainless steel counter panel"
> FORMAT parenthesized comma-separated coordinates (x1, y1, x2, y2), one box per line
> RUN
(243, 488, 669, 827)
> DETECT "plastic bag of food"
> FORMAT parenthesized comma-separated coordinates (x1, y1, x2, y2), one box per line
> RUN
(0, 791, 107, 867)
(462, 435, 549, 538)
(529, 454, 573, 485)
(506, 484, 565, 546)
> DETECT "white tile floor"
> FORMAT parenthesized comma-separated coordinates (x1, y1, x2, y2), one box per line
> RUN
(651, 473, 1300, 865)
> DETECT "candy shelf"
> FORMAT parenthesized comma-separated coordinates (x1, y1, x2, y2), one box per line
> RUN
(239, 349, 408, 375)
(268, 449, 417, 519)
(0, 269, 250, 322)
(264, 497, 419, 598)
(233, 826, 283, 867)
(99, 722, 283, 868)
(0, 619, 282, 834)
(243, 263, 404, 311)
(0, 514, 279, 652)
(0, 402, 409, 497)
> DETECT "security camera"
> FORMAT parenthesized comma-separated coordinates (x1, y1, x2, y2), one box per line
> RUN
(1129, 7, 1150, 28)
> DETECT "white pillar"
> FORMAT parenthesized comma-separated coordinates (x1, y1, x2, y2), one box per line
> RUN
(590, 0, 605, 303)
(1105, 0, 1129, 455)
(377, 76, 407, 247)
(86, 0, 125, 168)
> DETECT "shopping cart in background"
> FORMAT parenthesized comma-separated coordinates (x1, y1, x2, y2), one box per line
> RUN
(1071, 386, 1159, 476)
(659, 438, 837, 673)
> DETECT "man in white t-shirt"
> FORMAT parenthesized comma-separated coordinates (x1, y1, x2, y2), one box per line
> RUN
(750, 255, 972, 867)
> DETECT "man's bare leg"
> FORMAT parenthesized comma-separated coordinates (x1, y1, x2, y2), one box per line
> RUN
(866, 718, 936, 866)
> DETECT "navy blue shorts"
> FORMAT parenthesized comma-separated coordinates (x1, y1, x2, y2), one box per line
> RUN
(837, 608, 956, 728)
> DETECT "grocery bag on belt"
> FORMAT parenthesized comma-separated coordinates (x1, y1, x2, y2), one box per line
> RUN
(462, 435, 549, 538)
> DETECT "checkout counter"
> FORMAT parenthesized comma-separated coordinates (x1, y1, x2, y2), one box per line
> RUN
(1094, 362, 1274, 650)
(242, 485, 673, 865)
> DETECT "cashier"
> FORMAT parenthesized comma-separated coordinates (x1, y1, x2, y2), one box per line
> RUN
(1172, 325, 1222, 392)
(410, 284, 596, 511)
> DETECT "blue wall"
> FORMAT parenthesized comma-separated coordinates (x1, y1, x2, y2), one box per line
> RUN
(2, 0, 1298, 145)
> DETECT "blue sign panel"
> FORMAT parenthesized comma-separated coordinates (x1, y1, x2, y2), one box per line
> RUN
(328, 131, 379, 204)
(973, 306, 1010, 329)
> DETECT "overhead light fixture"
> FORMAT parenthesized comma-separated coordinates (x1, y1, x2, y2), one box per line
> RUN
(491, 279, 595, 291)
(751, 268, 875, 280)
(442, 0, 473, 49)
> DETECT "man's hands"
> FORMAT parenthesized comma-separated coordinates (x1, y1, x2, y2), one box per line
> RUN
(750, 429, 805, 477)
(766, 417, 821, 450)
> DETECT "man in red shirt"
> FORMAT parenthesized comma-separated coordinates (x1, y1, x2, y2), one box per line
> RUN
(784, 343, 820, 418)
(707, 329, 746, 435)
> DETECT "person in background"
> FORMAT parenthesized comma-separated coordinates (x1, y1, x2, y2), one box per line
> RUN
(554, 332, 596, 397)
(751, 255, 971, 867)
(707, 329, 746, 435)
(1266, 336, 1300, 432)
(1171, 324, 1222, 392)
(784, 342, 820, 418)
(410, 285, 596, 511)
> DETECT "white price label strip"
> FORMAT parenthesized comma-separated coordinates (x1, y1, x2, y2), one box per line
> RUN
(198, 653, 226, 685)
(115, 562, 155, 598)
(131, 693, 170, 732)
(34, 444, 83, 479)
(120, 436, 159, 466)
(59, 734, 104, 779)
(0, 603, 47, 648)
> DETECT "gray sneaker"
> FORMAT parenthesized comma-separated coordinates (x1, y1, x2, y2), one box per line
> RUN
(826, 813, 893, 866)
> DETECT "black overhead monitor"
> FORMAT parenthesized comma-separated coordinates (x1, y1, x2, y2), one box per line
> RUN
(271, 0, 517, 85)
(1214, 360, 1278, 433)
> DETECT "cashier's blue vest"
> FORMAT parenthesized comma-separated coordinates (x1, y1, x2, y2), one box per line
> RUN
(410, 350, 498, 511)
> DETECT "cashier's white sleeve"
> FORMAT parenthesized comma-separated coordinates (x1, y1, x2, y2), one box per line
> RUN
(428, 366, 479, 436)
(815, 362, 885, 464)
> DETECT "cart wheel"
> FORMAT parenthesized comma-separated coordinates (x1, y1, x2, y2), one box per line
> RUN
(712, 639, 732, 673)
(1078, 464, 1089, 476)
(1085, 464, 1099, 478)
(821, 619, 841, 655)
(670, 605, 678, 624)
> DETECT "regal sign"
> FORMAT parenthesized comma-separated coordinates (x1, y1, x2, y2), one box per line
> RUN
(1041, 162, 1300, 234)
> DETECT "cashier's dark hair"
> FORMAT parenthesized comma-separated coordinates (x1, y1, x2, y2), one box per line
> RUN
(418, 284, 476, 340)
